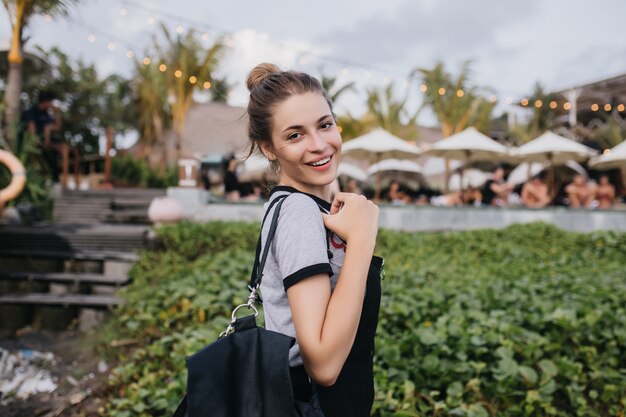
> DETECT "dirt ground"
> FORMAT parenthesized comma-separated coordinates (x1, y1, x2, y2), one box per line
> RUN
(0, 328, 113, 417)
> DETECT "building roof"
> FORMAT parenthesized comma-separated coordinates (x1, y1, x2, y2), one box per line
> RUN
(552, 72, 626, 122)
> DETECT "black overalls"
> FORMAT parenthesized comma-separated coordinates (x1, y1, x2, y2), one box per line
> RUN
(282, 188, 383, 417)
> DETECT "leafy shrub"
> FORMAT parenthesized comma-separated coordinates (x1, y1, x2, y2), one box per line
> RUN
(101, 222, 626, 417)
(111, 155, 177, 188)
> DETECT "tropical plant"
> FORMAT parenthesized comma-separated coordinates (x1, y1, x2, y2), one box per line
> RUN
(133, 57, 170, 172)
(413, 61, 495, 138)
(321, 73, 356, 104)
(508, 83, 559, 145)
(155, 24, 224, 161)
(365, 82, 421, 140)
(1, 0, 80, 147)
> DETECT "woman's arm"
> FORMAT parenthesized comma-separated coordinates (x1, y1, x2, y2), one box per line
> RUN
(286, 193, 378, 386)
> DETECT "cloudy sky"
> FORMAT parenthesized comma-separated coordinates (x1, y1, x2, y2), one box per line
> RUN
(2, 0, 626, 125)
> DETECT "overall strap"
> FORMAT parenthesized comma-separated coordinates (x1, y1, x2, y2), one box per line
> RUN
(248, 194, 288, 290)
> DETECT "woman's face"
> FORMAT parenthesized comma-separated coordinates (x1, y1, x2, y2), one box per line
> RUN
(263, 92, 342, 198)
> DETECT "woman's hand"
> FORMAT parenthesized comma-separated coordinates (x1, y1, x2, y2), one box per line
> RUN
(321, 192, 379, 245)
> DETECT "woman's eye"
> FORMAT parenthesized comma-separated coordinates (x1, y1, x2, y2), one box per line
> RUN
(320, 121, 332, 129)
(287, 132, 301, 140)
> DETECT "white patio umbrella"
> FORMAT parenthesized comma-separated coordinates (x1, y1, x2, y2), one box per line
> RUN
(342, 129, 421, 198)
(342, 129, 422, 162)
(589, 140, 626, 170)
(422, 127, 510, 192)
(511, 131, 597, 194)
(365, 159, 425, 191)
(337, 162, 368, 182)
(508, 161, 588, 186)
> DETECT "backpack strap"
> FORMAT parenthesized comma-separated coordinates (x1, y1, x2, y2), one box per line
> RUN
(248, 194, 289, 291)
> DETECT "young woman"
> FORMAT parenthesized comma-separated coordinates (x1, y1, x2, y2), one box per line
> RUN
(246, 63, 382, 417)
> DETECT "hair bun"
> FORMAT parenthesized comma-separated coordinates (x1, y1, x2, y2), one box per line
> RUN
(246, 63, 280, 92)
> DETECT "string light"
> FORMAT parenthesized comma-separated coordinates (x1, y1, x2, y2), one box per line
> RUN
(202, 32, 210, 41)
(174, 70, 183, 78)
(549, 101, 557, 109)
(563, 102, 571, 110)
(533, 99, 542, 108)
(189, 76, 197, 84)
(126, 50, 134, 58)
(44, 14, 53, 22)
(147, 15, 156, 24)
(603, 149, 611, 156)
(120, 7, 128, 17)
(520, 98, 529, 106)
(203, 81, 212, 89)
(107, 42, 116, 50)
(505, 97, 513, 105)
(176, 25, 184, 34)
(490, 95, 497, 103)
(143, 57, 151, 65)
(438, 87, 446, 95)
(591, 104, 599, 111)
(159, 64, 167, 72)
(456, 90, 464, 97)
(618, 104, 625, 112)
(87, 34, 96, 42)
(604, 104, 612, 111)
(419, 84, 427, 92)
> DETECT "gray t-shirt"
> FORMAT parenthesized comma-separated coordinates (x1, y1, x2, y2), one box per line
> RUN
(259, 186, 346, 366)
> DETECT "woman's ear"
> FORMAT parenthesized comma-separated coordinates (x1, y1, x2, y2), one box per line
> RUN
(258, 141, 277, 162)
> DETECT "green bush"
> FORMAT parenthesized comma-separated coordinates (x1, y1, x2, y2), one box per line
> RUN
(110, 155, 177, 188)
(101, 222, 626, 417)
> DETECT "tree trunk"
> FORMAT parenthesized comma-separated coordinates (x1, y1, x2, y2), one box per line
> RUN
(3, 7, 26, 148)
(4, 63, 23, 147)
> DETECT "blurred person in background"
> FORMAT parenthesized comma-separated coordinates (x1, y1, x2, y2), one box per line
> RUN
(482, 166, 514, 207)
(565, 174, 596, 208)
(521, 174, 552, 208)
(595, 175, 615, 209)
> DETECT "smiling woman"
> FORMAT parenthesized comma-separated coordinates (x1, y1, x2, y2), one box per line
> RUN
(244, 63, 383, 417)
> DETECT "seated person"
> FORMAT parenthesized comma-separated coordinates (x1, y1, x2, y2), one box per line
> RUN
(482, 166, 514, 207)
(21, 91, 76, 182)
(223, 155, 241, 201)
(565, 174, 596, 208)
(462, 187, 483, 206)
(521, 174, 552, 208)
(387, 180, 411, 205)
(431, 191, 463, 207)
(595, 175, 616, 209)
(344, 178, 362, 195)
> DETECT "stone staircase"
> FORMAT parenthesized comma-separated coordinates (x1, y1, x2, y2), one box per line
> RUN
(0, 189, 163, 332)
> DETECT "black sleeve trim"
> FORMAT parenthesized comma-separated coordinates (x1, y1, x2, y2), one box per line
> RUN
(283, 263, 333, 291)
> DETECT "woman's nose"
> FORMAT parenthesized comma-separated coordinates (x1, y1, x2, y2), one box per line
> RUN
(307, 131, 325, 151)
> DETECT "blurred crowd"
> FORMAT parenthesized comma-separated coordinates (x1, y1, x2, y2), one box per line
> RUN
(212, 156, 623, 210)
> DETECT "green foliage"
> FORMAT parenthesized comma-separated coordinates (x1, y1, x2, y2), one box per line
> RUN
(101, 222, 626, 417)
(414, 61, 496, 138)
(110, 154, 177, 188)
(0, 132, 53, 217)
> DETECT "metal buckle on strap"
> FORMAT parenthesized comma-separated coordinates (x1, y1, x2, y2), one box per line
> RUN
(220, 285, 260, 338)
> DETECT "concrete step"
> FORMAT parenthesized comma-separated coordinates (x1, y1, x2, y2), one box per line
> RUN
(0, 248, 139, 262)
(0, 271, 129, 285)
(0, 293, 123, 307)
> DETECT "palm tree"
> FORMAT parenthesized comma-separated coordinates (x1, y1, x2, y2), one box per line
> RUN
(413, 61, 495, 138)
(365, 82, 420, 140)
(133, 58, 170, 172)
(320, 74, 356, 104)
(507, 83, 559, 145)
(2, 0, 80, 147)
(156, 24, 223, 161)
